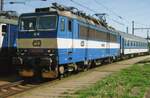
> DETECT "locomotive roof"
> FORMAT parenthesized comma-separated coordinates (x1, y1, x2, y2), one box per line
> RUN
(20, 2, 110, 30)
(20, 10, 106, 28)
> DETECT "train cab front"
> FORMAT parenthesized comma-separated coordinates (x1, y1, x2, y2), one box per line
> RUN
(15, 12, 59, 78)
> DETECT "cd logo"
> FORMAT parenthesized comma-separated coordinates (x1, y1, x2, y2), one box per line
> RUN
(32, 40, 41, 47)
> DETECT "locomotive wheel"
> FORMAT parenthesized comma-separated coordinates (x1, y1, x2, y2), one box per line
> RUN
(106, 57, 113, 64)
(83, 61, 92, 71)
(73, 64, 79, 74)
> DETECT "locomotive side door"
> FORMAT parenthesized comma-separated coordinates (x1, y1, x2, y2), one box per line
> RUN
(58, 17, 74, 64)
(67, 19, 74, 62)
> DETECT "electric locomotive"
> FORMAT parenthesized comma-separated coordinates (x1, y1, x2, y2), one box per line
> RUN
(15, 3, 120, 78)
(0, 11, 18, 74)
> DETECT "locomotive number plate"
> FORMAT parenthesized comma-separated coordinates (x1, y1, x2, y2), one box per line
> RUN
(32, 40, 42, 47)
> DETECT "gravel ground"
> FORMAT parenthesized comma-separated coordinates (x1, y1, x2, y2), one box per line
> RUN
(144, 89, 150, 98)
(8, 55, 150, 98)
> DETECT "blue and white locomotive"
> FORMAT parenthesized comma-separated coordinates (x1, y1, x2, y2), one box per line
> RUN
(0, 11, 18, 74)
(15, 3, 149, 78)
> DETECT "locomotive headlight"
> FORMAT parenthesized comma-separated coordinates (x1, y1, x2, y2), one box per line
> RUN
(47, 49, 51, 53)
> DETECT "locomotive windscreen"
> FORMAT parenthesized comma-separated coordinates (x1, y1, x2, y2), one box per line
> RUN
(38, 15, 57, 30)
(20, 17, 36, 31)
(19, 15, 57, 31)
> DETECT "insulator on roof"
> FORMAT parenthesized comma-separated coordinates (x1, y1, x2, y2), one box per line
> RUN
(34, 2, 109, 28)
(36, 7, 49, 12)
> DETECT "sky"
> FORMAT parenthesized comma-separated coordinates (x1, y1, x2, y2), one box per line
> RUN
(4, 0, 150, 38)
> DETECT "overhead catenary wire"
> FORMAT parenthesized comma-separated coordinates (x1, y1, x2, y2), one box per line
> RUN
(94, 0, 150, 28)
(93, 0, 131, 26)
(69, 0, 126, 26)
(94, 0, 123, 20)
(70, 0, 97, 13)
(107, 16, 125, 26)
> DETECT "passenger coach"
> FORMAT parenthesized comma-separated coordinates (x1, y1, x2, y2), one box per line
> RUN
(119, 31, 148, 58)
(0, 11, 18, 74)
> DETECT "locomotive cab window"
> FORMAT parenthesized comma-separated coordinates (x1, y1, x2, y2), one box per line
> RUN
(60, 18, 65, 31)
(68, 19, 72, 32)
(2, 25, 7, 36)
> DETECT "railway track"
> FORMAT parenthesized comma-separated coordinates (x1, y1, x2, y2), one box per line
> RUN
(1, 55, 150, 98)
(0, 80, 35, 98)
(0, 77, 61, 98)
(9, 55, 150, 98)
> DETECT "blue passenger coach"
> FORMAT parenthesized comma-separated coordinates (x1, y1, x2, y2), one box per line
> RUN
(16, 3, 120, 78)
(119, 31, 148, 57)
(0, 11, 18, 74)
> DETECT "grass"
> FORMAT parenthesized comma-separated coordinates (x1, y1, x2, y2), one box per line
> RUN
(69, 63, 150, 98)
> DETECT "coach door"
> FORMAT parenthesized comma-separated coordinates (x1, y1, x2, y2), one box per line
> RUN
(106, 32, 110, 57)
(0, 24, 4, 49)
(120, 36, 124, 55)
(67, 19, 74, 62)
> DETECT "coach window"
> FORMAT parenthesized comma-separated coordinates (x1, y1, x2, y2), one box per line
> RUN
(126, 40, 128, 46)
(60, 18, 65, 31)
(139, 42, 141, 46)
(68, 19, 72, 32)
(127, 41, 129, 46)
(124, 40, 125, 45)
(124, 40, 126, 46)
(2, 25, 7, 36)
